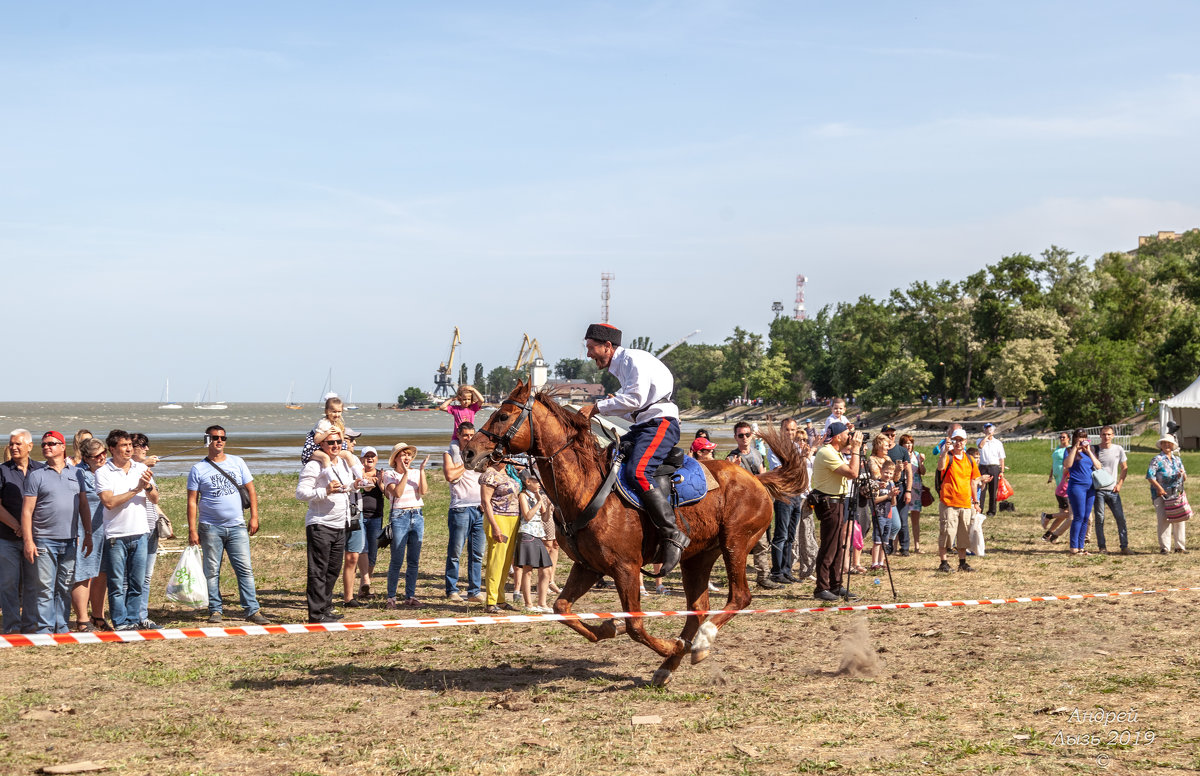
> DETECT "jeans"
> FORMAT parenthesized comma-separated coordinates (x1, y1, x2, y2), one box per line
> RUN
(1092, 490, 1128, 551)
(873, 508, 901, 552)
(105, 533, 149, 629)
(0, 538, 23, 634)
(387, 508, 424, 600)
(445, 506, 484, 596)
(1066, 482, 1095, 550)
(198, 522, 260, 615)
(770, 498, 802, 577)
(895, 502, 912, 552)
(21, 538, 75, 633)
(140, 531, 159, 622)
(362, 516, 383, 569)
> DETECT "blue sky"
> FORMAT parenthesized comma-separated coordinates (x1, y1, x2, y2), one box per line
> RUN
(3, 2, 1199, 402)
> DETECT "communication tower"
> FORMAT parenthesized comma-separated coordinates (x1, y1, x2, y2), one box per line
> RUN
(793, 275, 808, 321)
(600, 272, 614, 323)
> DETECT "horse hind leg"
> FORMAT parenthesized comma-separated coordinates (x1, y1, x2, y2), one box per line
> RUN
(553, 563, 623, 642)
(647, 548, 721, 681)
(687, 531, 756, 664)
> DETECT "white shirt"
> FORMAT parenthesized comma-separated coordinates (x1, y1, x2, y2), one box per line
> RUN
(595, 346, 679, 423)
(95, 460, 151, 539)
(822, 412, 846, 436)
(976, 436, 1006, 466)
(296, 459, 356, 529)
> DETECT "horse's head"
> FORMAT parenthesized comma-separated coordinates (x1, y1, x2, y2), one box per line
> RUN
(461, 381, 536, 471)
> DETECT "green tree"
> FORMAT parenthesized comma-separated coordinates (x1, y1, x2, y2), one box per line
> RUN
(826, 296, 901, 398)
(628, 335, 653, 352)
(724, 327, 764, 400)
(767, 314, 830, 398)
(399, 387, 427, 407)
(890, 280, 965, 401)
(858, 356, 934, 411)
(987, 338, 1059, 401)
(486, 366, 519, 398)
(662, 343, 726, 395)
(747, 352, 795, 403)
(1044, 340, 1153, 429)
(473, 363, 484, 388)
(554, 358, 589, 380)
(700, 376, 742, 410)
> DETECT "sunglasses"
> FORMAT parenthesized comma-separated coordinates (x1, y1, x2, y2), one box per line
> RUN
(736, 433, 753, 439)
(209, 435, 227, 442)
(41, 440, 63, 447)
(323, 439, 343, 445)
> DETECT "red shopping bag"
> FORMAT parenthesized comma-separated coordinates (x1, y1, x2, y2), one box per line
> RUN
(997, 474, 1013, 501)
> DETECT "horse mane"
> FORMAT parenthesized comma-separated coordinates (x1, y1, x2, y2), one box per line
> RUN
(757, 425, 810, 502)
(533, 387, 608, 473)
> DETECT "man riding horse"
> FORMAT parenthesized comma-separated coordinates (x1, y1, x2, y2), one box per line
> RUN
(579, 323, 690, 576)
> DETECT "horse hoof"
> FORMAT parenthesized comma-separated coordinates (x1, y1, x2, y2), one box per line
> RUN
(691, 648, 710, 665)
(651, 668, 673, 687)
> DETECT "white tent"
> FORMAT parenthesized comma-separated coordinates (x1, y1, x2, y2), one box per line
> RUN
(1160, 375, 1200, 450)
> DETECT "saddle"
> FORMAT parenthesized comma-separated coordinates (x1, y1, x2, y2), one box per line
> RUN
(565, 445, 717, 538)
(613, 446, 713, 511)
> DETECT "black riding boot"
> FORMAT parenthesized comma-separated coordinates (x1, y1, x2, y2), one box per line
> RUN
(641, 476, 690, 577)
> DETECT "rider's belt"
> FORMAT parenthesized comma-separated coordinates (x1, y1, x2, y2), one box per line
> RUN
(631, 394, 675, 423)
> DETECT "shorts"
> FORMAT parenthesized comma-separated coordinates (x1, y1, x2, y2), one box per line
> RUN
(938, 504, 972, 551)
(1055, 495, 1069, 511)
(345, 523, 365, 554)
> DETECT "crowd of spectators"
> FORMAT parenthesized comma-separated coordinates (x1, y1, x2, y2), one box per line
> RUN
(0, 392, 1188, 634)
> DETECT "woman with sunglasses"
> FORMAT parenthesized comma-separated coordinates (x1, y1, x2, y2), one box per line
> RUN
(71, 438, 109, 631)
(296, 425, 359, 623)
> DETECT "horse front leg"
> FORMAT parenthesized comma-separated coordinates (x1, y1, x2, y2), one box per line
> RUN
(552, 562, 624, 642)
(684, 531, 757, 665)
(605, 563, 688, 686)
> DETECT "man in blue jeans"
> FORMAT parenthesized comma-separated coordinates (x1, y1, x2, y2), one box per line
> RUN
(443, 422, 485, 603)
(0, 429, 43, 633)
(20, 431, 93, 633)
(1093, 425, 1131, 555)
(186, 426, 270, 625)
(96, 429, 156, 630)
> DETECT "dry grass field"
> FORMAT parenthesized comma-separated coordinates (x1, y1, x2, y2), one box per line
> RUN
(1, 438, 1197, 775)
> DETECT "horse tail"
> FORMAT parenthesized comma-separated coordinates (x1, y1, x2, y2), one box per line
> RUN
(756, 425, 810, 502)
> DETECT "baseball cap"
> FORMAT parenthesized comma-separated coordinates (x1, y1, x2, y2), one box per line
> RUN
(690, 437, 716, 453)
(951, 429, 967, 440)
(345, 427, 362, 439)
(42, 431, 66, 445)
(983, 422, 994, 429)
(881, 424, 896, 433)
(361, 446, 378, 458)
(827, 421, 849, 437)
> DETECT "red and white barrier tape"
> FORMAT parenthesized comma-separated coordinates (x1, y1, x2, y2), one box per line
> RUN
(5, 586, 1198, 648)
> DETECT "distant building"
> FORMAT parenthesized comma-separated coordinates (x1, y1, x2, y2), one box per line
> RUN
(1136, 228, 1199, 248)
(545, 379, 606, 403)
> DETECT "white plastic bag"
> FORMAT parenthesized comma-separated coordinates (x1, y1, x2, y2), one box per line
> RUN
(166, 545, 208, 608)
(968, 512, 987, 557)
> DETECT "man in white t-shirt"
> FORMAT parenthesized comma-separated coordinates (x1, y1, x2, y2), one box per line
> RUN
(975, 423, 1005, 516)
(1093, 425, 1130, 554)
(95, 429, 155, 630)
(443, 422, 484, 603)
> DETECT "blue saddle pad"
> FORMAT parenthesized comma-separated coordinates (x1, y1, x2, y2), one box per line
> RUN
(615, 454, 709, 510)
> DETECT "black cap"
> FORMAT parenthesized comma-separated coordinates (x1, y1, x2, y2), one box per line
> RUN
(584, 323, 622, 347)
(881, 424, 896, 433)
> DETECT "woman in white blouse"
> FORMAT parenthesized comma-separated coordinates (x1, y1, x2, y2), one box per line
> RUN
(296, 425, 360, 624)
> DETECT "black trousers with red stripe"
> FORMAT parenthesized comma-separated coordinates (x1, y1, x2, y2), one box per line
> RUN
(624, 418, 680, 493)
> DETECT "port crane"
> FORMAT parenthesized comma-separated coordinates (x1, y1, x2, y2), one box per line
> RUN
(433, 327, 462, 397)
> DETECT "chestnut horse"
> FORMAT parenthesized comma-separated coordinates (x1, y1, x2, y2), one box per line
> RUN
(460, 382, 808, 685)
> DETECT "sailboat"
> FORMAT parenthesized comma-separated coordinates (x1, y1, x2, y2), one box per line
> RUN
(158, 379, 182, 410)
(285, 382, 303, 410)
(195, 382, 228, 410)
(345, 385, 358, 411)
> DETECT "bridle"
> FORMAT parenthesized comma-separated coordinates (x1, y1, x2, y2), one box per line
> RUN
(476, 392, 537, 463)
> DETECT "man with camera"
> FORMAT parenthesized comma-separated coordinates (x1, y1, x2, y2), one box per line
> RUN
(187, 426, 270, 625)
(935, 428, 982, 573)
(810, 421, 863, 602)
